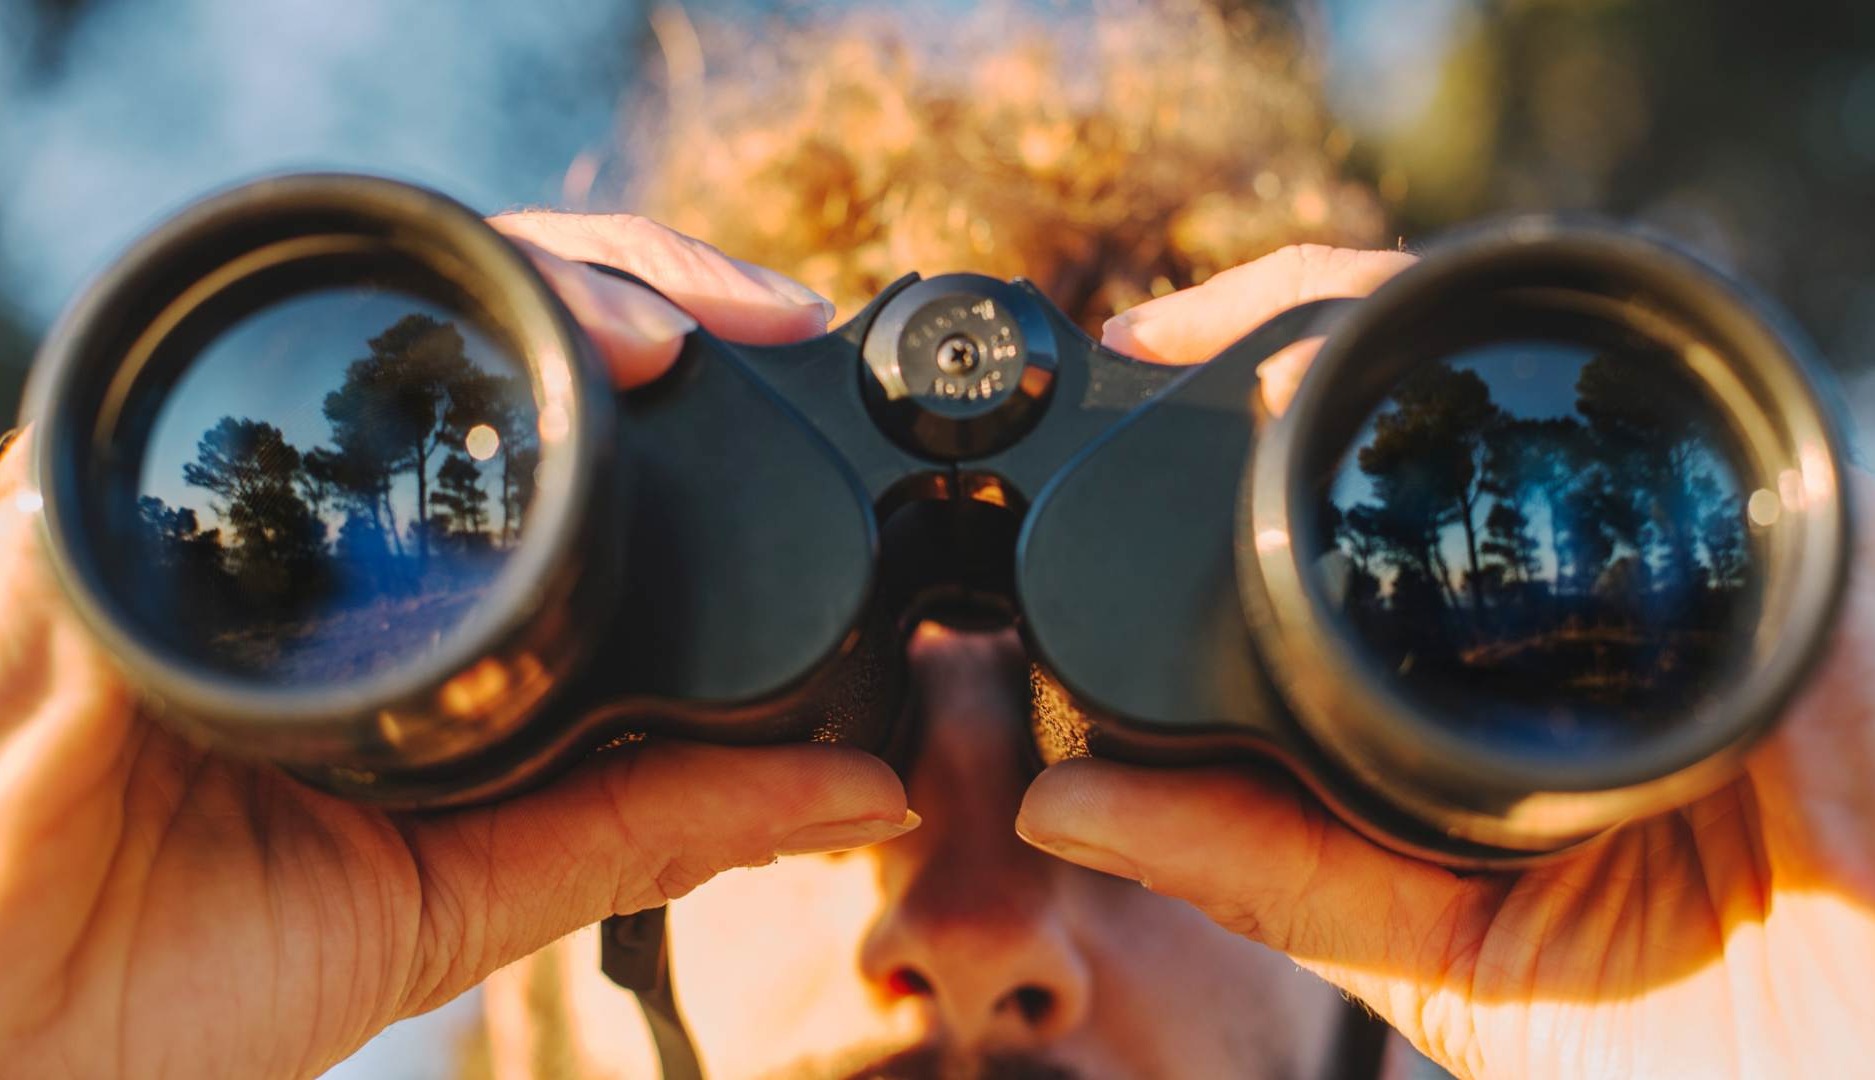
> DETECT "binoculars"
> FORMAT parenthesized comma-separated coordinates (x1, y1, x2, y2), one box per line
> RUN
(19, 174, 1853, 866)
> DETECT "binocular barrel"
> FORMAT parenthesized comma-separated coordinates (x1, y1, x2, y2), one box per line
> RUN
(19, 175, 1854, 866)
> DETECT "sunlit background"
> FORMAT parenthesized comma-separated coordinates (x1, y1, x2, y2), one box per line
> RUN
(1, 0, 1870, 1076)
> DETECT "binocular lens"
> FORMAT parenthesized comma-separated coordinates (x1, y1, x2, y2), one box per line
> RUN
(1316, 321, 1762, 753)
(112, 280, 543, 684)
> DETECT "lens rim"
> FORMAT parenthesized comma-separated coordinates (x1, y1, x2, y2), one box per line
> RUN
(1239, 219, 1853, 850)
(23, 173, 620, 771)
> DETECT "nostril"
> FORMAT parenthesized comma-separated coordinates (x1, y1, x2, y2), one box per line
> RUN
(1002, 984, 1055, 1027)
(887, 966, 933, 998)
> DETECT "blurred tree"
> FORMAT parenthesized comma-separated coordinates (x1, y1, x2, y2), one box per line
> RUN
(0, 303, 31, 423)
(1341, 0, 1875, 370)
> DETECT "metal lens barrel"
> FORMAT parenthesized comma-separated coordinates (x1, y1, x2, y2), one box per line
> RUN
(24, 175, 617, 775)
(1243, 222, 1851, 856)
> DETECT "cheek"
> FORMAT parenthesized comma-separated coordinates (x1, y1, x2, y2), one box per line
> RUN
(1072, 885, 1343, 1072)
(667, 855, 900, 1075)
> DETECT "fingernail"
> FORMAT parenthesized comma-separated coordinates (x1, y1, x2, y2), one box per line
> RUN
(1100, 308, 1151, 351)
(1017, 828, 1148, 885)
(776, 809, 921, 856)
(599, 274, 698, 344)
(1102, 308, 1140, 333)
(744, 263, 836, 323)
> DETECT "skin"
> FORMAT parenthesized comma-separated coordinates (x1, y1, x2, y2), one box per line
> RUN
(480, 623, 1355, 1080)
(0, 218, 1868, 1078)
(665, 624, 1342, 1079)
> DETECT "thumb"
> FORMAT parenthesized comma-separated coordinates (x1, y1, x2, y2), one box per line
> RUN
(1101, 245, 1415, 414)
(490, 211, 833, 344)
(392, 740, 915, 1014)
(1014, 757, 1498, 1015)
(507, 237, 702, 390)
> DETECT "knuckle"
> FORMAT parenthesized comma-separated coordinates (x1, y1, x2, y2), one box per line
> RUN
(651, 854, 719, 905)
(595, 750, 689, 911)
(1201, 894, 1267, 942)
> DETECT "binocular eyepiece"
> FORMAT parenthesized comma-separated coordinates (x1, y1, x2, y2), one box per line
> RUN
(20, 174, 1854, 866)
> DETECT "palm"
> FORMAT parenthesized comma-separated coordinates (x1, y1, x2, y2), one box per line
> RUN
(0, 504, 649, 1078)
(1414, 774, 1851, 1077)
(1, 622, 430, 1077)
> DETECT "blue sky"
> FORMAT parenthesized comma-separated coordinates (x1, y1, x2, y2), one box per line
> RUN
(140, 288, 521, 532)
(0, 0, 642, 326)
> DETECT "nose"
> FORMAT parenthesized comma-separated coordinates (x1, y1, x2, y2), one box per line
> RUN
(856, 625, 1095, 1050)
(859, 820, 1095, 1049)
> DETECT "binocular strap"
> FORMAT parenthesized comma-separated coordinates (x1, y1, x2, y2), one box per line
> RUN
(600, 908, 704, 1080)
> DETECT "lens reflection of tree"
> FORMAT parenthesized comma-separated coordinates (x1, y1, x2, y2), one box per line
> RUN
(135, 313, 537, 676)
(1327, 355, 1752, 724)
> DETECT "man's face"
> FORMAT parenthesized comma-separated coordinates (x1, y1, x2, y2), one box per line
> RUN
(658, 623, 1344, 1079)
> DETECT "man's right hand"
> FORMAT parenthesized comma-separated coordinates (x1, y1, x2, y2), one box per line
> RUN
(0, 214, 916, 1079)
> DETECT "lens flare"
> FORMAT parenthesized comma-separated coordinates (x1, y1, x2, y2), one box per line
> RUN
(465, 423, 501, 461)
(1748, 488, 1782, 527)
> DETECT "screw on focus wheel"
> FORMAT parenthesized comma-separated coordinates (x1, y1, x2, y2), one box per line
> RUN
(859, 275, 1058, 461)
(936, 335, 981, 377)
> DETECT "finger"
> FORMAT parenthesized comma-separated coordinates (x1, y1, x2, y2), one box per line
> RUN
(1744, 466, 1875, 887)
(1101, 245, 1416, 414)
(0, 426, 144, 1009)
(392, 740, 916, 1013)
(506, 238, 699, 389)
(489, 211, 834, 345)
(1014, 758, 1501, 1018)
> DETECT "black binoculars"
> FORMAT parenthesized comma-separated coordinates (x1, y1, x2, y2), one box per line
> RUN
(19, 174, 1853, 866)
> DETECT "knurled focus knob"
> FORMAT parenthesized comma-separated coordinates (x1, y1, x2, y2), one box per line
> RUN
(860, 274, 1058, 460)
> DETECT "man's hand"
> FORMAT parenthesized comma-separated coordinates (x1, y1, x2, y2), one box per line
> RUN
(1018, 244, 1875, 1078)
(0, 213, 915, 1079)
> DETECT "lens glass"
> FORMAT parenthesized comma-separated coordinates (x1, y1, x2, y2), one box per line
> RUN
(1316, 327, 1764, 751)
(118, 284, 542, 684)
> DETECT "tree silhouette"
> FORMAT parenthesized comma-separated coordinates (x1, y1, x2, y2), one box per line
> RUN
(1356, 362, 1503, 614)
(121, 308, 547, 680)
(1695, 476, 1748, 589)
(180, 417, 327, 608)
(1480, 499, 1540, 584)
(134, 495, 236, 635)
(1575, 354, 1709, 599)
(477, 374, 538, 544)
(182, 417, 301, 515)
(1322, 346, 1765, 727)
(1484, 416, 1589, 588)
(136, 495, 229, 583)
(430, 452, 491, 544)
(299, 446, 343, 522)
(429, 367, 538, 545)
(321, 314, 490, 570)
(502, 441, 540, 544)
